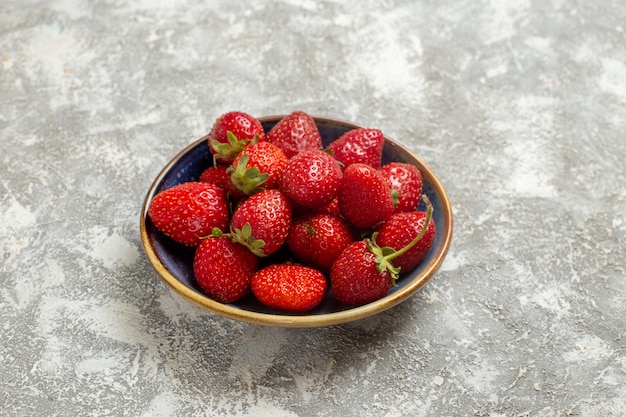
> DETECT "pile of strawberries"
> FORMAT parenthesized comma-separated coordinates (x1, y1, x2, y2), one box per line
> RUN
(148, 111, 436, 312)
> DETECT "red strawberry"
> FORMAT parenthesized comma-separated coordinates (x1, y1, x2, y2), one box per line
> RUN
(379, 162, 423, 213)
(199, 165, 246, 202)
(265, 111, 322, 158)
(337, 163, 395, 229)
(193, 234, 258, 303)
(374, 209, 436, 272)
(326, 128, 384, 169)
(316, 197, 341, 217)
(208, 111, 265, 164)
(147, 182, 229, 247)
(330, 197, 434, 305)
(279, 149, 343, 210)
(229, 141, 288, 196)
(251, 264, 327, 312)
(230, 189, 293, 257)
(286, 214, 355, 273)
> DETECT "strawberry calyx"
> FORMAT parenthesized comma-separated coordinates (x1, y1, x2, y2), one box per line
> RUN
(230, 222, 267, 257)
(366, 195, 433, 284)
(211, 131, 258, 165)
(228, 154, 270, 196)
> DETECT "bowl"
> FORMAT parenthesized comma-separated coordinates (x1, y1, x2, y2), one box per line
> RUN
(140, 116, 453, 327)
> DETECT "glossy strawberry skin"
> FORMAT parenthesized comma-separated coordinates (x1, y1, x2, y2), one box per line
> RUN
(265, 111, 322, 159)
(193, 236, 258, 304)
(279, 149, 343, 210)
(199, 165, 246, 202)
(230, 141, 288, 195)
(330, 240, 392, 305)
(374, 211, 436, 272)
(208, 111, 265, 163)
(379, 162, 423, 213)
(337, 163, 395, 229)
(230, 189, 293, 257)
(286, 214, 355, 273)
(326, 128, 384, 169)
(147, 182, 229, 247)
(251, 264, 327, 312)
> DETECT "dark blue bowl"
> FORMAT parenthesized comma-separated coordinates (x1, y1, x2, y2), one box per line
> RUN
(140, 116, 453, 327)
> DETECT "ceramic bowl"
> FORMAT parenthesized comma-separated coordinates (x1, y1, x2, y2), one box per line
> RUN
(140, 116, 453, 327)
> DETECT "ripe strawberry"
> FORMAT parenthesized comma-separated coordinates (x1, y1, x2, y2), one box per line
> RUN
(286, 214, 355, 273)
(208, 111, 265, 164)
(337, 163, 395, 229)
(251, 264, 327, 312)
(326, 128, 384, 169)
(199, 165, 246, 202)
(230, 189, 292, 257)
(374, 209, 436, 272)
(229, 141, 288, 196)
(379, 162, 423, 213)
(147, 182, 229, 247)
(265, 111, 322, 158)
(279, 149, 343, 210)
(316, 197, 341, 217)
(330, 197, 434, 305)
(193, 234, 258, 303)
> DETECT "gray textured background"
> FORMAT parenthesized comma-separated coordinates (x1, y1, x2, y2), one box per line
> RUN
(1, 0, 625, 416)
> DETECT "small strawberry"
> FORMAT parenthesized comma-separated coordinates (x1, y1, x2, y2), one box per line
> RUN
(337, 163, 395, 229)
(230, 189, 293, 257)
(199, 165, 246, 202)
(193, 233, 259, 303)
(229, 141, 288, 196)
(251, 264, 327, 312)
(286, 214, 355, 273)
(147, 182, 229, 247)
(315, 197, 342, 217)
(374, 209, 436, 272)
(208, 111, 265, 164)
(265, 111, 322, 158)
(326, 128, 384, 169)
(330, 196, 433, 305)
(379, 162, 423, 213)
(279, 149, 343, 210)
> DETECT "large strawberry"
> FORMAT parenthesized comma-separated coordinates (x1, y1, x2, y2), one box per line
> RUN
(265, 111, 322, 158)
(279, 149, 343, 210)
(337, 163, 395, 229)
(229, 141, 288, 196)
(193, 233, 259, 303)
(330, 196, 433, 305)
(251, 264, 327, 312)
(326, 128, 384, 169)
(374, 209, 436, 272)
(208, 111, 265, 164)
(230, 189, 292, 257)
(147, 182, 229, 247)
(379, 162, 423, 213)
(199, 164, 246, 202)
(286, 214, 355, 273)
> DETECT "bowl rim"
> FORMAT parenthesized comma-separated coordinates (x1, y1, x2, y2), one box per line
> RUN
(140, 115, 453, 327)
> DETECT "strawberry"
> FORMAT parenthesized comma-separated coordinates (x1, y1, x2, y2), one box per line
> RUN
(199, 165, 246, 202)
(229, 141, 288, 196)
(265, 111, 322, 158)
(326, 128, 384, 169)
(330, 196, 434, 305)
(251, 264, 327, 312)
(147, 182, 229, 247)
(193, 233, 259, 303)
(337, 163, 395, 229)
(208, 111, 265, 164)
(374, 209, 436, 272)
(315, 197, 342, 217)
(230, 189, 292, 257)
(286, 214, 355, 273)
(279, 149, 343, 210)
(379, 162, 423, 213)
